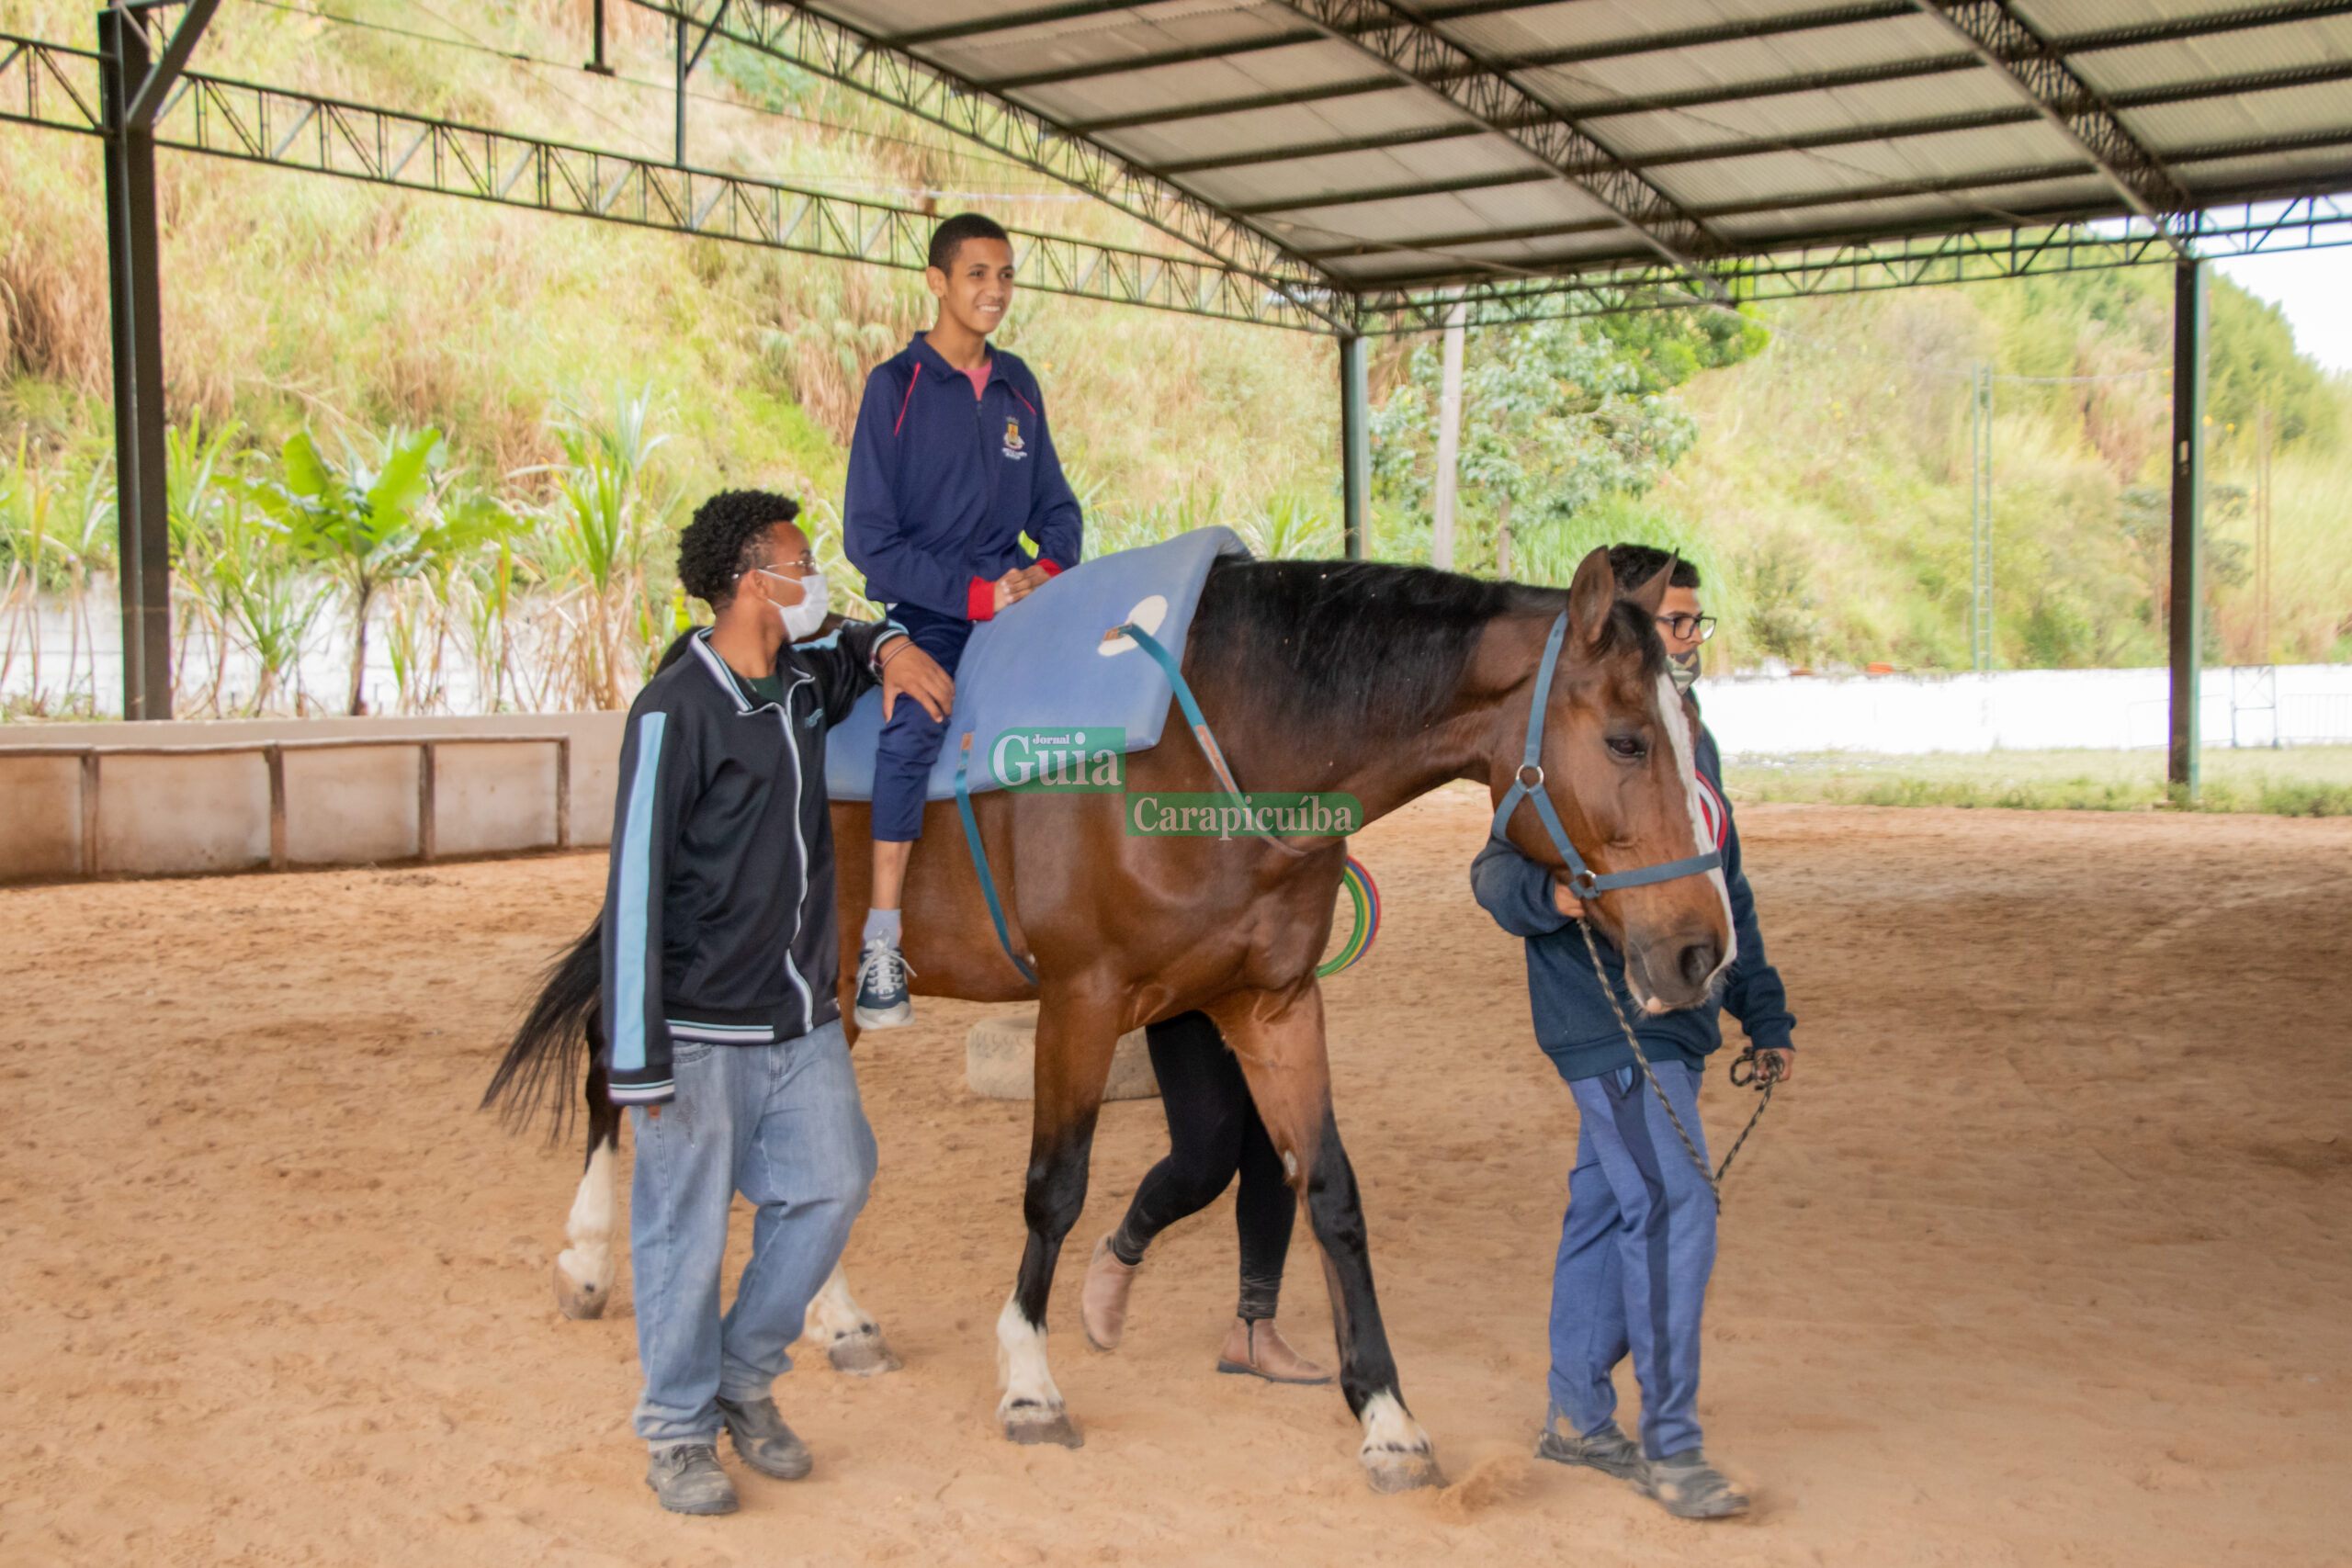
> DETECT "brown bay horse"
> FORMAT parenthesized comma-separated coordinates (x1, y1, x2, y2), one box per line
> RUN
(485, 546, 1732, 1494)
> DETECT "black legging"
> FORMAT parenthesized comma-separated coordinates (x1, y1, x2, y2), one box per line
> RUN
(1107, 1010, 1294, 1322)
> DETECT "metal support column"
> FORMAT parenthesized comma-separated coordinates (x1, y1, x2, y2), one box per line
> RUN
(673, 10, 688, 165)
(1431, 299, 1465, 571)
(100, 6, 169, 720)
(674, 2, 730, 167)
(585, 0, 613, 74)
(2168, 259, 2207, 796)
(1340, 333, 1369, 561)
(98, 0, 219, 720)
(1970, 362, 1994, 671)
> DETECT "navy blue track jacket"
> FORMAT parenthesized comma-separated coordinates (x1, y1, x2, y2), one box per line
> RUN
(843, 334, 1083, 621)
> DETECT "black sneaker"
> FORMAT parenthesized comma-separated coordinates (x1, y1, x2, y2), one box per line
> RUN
(854, 937, 914, 1029)
(1643, 1449, 1752, 1519)
(716, 1394, 812, 1481)
(645, 1442, 738, 1516)
(1535, 1416, 1648, 1483)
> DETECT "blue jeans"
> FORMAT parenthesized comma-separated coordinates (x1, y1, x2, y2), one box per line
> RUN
(1549, 1058, 1718, 1460)
(872, 604, 971, 843)
(628, 1017, 876, 1449)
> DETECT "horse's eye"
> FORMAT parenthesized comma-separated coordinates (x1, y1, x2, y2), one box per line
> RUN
(1606, 735, 1646, 761)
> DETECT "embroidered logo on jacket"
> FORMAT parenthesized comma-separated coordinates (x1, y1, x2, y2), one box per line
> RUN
(1001, 418, 1027, 460)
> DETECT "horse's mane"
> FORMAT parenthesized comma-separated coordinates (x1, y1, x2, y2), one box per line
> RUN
(1190, 556, 1661, 739)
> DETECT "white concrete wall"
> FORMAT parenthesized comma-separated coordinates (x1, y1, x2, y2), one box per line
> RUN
(282, 745, 420, 866)
(1703, 664, 2352, 756)
(0, 712, 628, 884)
(0, 754, 86, 881)
(97, 751, 273, 875)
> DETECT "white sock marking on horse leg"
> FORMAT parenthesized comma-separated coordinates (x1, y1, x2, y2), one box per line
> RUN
(995, 1293, 1064, 1421)
(808, 1262, 874, 1342)
(1359, 1391, 1430, 1460)
(1657, 674, 1736, 980)
(555, 1141, 616, 1296)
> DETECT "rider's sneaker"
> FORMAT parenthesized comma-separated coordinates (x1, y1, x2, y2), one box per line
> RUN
(854, 936, 914, 1029)
(1642, 1449, 1752, 1519)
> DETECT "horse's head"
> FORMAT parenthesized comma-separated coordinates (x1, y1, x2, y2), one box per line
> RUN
(1487, 547, 1735, 1013)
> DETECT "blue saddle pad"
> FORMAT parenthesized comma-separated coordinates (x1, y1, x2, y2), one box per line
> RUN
(825, 526, 1249, 802)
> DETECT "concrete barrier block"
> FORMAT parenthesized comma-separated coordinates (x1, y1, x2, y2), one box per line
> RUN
(569, 724, 627, 849)
(433, 741, 558, 858)
(0, 754, 85, 881)
(283, 745, 421, 865)
(97, 752, 269, 876)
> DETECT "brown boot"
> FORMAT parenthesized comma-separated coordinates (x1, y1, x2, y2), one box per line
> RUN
(1216, 1317, 1332, 1385)
(1079, 1235, 1141, 1350)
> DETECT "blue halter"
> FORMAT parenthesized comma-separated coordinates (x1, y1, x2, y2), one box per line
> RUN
(1488, 610, 1724, 900)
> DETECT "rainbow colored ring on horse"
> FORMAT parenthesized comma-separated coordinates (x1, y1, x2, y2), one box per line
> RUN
(486, 536, 1733, 1495)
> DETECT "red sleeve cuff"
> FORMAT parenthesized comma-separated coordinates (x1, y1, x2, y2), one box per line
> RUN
(967, 576, 995, 622)
(1035, 558, 1062, 579)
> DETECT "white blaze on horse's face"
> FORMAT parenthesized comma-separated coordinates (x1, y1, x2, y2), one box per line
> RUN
(1654, 671, 1736, 999)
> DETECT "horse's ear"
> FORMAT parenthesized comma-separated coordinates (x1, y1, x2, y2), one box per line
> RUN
(1628, 556, 1677, 618)
(1566, 547, 1617, 656)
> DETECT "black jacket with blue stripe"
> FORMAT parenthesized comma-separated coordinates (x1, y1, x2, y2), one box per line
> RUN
(600, 619, 904, 1106)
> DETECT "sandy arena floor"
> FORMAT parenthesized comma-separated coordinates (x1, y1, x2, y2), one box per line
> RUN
(2, 787, 2347, 1566)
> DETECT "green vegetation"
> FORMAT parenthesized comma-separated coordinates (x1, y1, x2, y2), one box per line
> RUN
(3, 0, 2347, 724)
(1724, 746, 2352, 816)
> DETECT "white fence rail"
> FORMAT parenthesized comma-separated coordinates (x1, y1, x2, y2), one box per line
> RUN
(1703, 664, 2352, 757)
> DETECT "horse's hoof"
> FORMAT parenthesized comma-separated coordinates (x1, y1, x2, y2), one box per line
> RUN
(1363, 1447, 1443, 1495)
(1001, 1407, 1083, 1449)
(826, 1328, 901, 1377)
(552, 1260, 606, 1321)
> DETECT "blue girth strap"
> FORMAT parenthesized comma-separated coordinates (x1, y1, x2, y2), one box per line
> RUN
(955, 732, 1037, 985)
(1489, 610, 1724, 899)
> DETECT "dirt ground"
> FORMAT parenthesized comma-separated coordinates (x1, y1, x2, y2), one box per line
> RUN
(3, 787, 2348, 1567)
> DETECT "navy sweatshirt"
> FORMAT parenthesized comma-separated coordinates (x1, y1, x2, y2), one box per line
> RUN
(1470, 711, 1795, 1083)
(843, 334, 1083, 622)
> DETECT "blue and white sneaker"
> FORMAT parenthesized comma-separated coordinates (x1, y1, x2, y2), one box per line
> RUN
(854, 937, 915, 1029)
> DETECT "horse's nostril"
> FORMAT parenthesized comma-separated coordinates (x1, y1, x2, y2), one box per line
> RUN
(1677, 941, 1720, 989)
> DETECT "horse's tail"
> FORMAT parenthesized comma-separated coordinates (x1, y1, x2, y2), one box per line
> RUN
(481, 915, 603, 1139)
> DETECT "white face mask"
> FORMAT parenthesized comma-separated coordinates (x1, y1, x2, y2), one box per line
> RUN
(758, 568, 830, 641)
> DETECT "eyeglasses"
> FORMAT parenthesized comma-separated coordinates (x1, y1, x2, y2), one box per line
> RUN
(749, 556, 820, 582)
(1657, 614, 1718, 643)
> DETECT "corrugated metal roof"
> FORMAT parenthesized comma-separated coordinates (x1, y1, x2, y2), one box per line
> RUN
(807, 0, 2352, 295)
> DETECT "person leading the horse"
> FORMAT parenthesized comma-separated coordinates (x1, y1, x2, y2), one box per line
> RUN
(604, 491, 953, 1515)
(843, 212, 1083, 1028)
(1470, 544, 1796, 1521)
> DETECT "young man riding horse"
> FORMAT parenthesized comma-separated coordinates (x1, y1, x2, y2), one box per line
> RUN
(843, 211, 1082, 1030)
(600, 491, 951, 1515)
(1472, 543, 1797, 1520)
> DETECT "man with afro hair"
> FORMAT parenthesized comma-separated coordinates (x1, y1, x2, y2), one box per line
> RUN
(604, 488, 951, 1515)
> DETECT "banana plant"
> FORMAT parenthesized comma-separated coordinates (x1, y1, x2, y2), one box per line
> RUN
(165, 412, 246, 706)
(251, 425, 443, 715)
(518, 385, 675, 708)
(209, 499, 322, 714)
